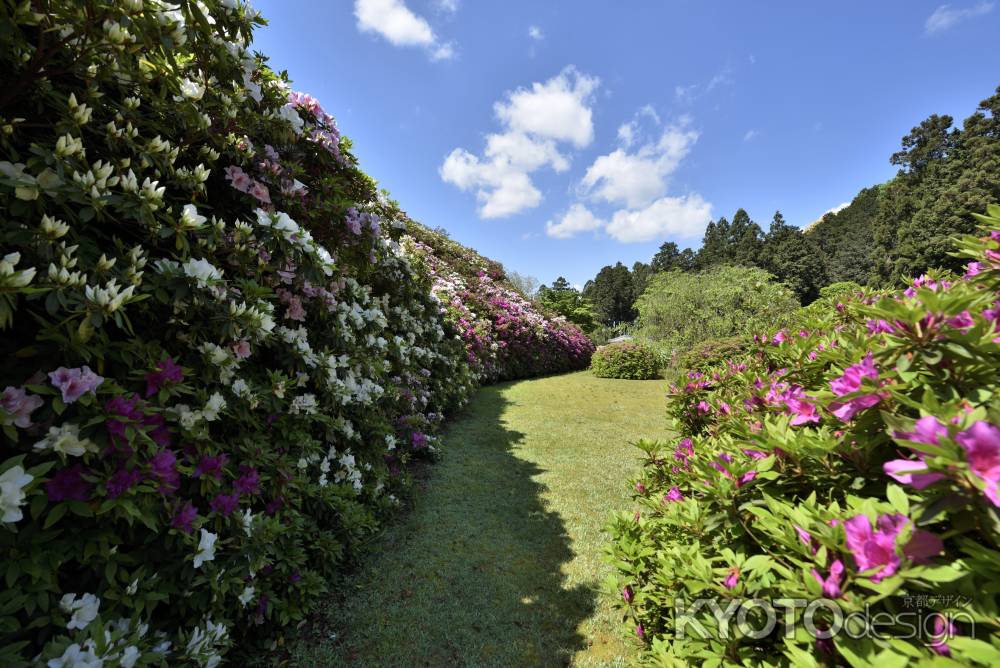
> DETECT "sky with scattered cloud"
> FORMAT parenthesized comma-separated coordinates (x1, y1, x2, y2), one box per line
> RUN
(254, 0, 998, 286)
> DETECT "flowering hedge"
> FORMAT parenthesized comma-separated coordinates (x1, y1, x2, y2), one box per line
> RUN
(0, 2, 589, 666)
(405, 225, 594, 383)
(608, 208, 1000, 666)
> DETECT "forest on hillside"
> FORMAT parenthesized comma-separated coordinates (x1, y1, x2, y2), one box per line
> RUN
(531, 86, 1000, 336)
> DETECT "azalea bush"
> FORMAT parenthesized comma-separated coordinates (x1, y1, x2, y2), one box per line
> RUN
(405, 225, 594, 383)
(608, 208, 1000, 666)
(591, 342, 661, 380)
(0, 0, 588, 665)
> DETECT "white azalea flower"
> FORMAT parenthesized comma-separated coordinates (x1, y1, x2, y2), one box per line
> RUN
(179, 78, 205, 100)
(238, 586, 254, 607)
(59, 592, 100, 631)
(33, 423, 97, 457)
(46, 642, 102, 668)
(182, 258, 223, 288)
(0, 465, 33, 523)
(179, 203, 207, 230)
(193, 529, 217, 568)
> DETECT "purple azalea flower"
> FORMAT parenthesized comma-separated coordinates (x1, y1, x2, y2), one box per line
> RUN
(106, 467, 142, 498)
(622, 586, 633, 603)
(210, 492, 240, 517)
(193, 454, 229, 481)
(946, 311, 976, 331)
(48, 366, 104, 404)
(234, 466, 261, 496)
(149, 449, 180, 494)
(46, 464, 92, 502)
(723, 568, 739, 590)
(830, 353, 879, 396)
(664, 486, 684, 502)
(171, 502, 198, 533)
(634, 481, 646, 493)
(265, 497, 283, 516)
(144, 357, 184, 397)
(883, 460, 947, 489)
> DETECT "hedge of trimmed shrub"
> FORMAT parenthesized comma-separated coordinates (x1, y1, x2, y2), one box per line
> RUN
(591, 342, 661, 380)
(608, 209, 1000, 666)
(406, 225, 594, 383)
(0, 2, 589, 666)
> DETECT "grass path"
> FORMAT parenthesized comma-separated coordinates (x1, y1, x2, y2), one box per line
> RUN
(289, 370, 671, 667)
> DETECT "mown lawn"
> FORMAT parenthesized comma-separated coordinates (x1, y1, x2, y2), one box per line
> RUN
(287, 370, 671, 667)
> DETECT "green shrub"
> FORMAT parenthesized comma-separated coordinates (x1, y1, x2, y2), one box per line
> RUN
(633, 265, 799, 359)
(672, 336, 751, 374)
(608, 207, 1000, 666)
(591, 342, 661, 380)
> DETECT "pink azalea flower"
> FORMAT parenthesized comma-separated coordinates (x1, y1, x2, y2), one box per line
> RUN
(634, 481, 646, 494)
(723, 568, 739, 589)
(232, 340, 252, 359)
(811, 559, 844, 598)
(224, 165, 252, 193)
(249, 180, 271, 204)
(965, 261, 982, 278)
(635, 623, 644, 638)
(866, 319, 896, 335)
(622, 586, 633, 603)
(1, 386, 44, 428)
(48, 366, 104, 404)
(787, 397, 820, 425)
(772, 330, 787, 345)
(955, 421, 1000, 506)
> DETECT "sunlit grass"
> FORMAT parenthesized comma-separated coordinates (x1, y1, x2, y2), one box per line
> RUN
(287, 370, 671, 667)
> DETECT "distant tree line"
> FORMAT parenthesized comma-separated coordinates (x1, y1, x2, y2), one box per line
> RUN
(579, 86, 1000, 326)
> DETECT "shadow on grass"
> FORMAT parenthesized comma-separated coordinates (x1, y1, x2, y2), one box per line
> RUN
(290, 382, 595, 667)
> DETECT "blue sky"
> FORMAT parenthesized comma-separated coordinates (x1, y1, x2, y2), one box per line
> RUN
(252, 0, 999, 288)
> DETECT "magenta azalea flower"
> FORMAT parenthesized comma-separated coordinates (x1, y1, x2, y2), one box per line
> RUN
(664, 486, 684, 502)
(723, 568, 739, 589)
(234, 466, 261, 496)
(622, 585, 633, 603)
(955, 421, 1000, 506)
(844, 513, 943, 581)
(830, 353, 878, 396)
(149, 450, 180, 494)
(883, 460, 947, 489)
(811, 559, 844, 598)
(48, 366, 104, 404)
(106, 467, 142, 499)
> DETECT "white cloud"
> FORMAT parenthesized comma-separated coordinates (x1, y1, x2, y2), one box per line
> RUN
(494, 67, 599, 148)
(528, 25, 544, 40)
(743, 129, 759, 142)
(441, 67, 600, 218)
(822, 202, 850, 217)
(354, 0, 455, 60)
(437, 0, 459, 13)
(580, 122, 699, 209)
(545, 204, 605, 239)
(925, 2, 994, 33)
(605, 195, 713, 243)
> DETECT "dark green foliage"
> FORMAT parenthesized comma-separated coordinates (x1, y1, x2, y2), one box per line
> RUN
(872, 87, 1000, 283)
(583, 262, 637, 325)
(537, 279, 599, 332)
(759, 211, 829, 303)
(806, 187, 881, 285)
(650, 242, 697, 272)
(590, 342, 661, 380)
